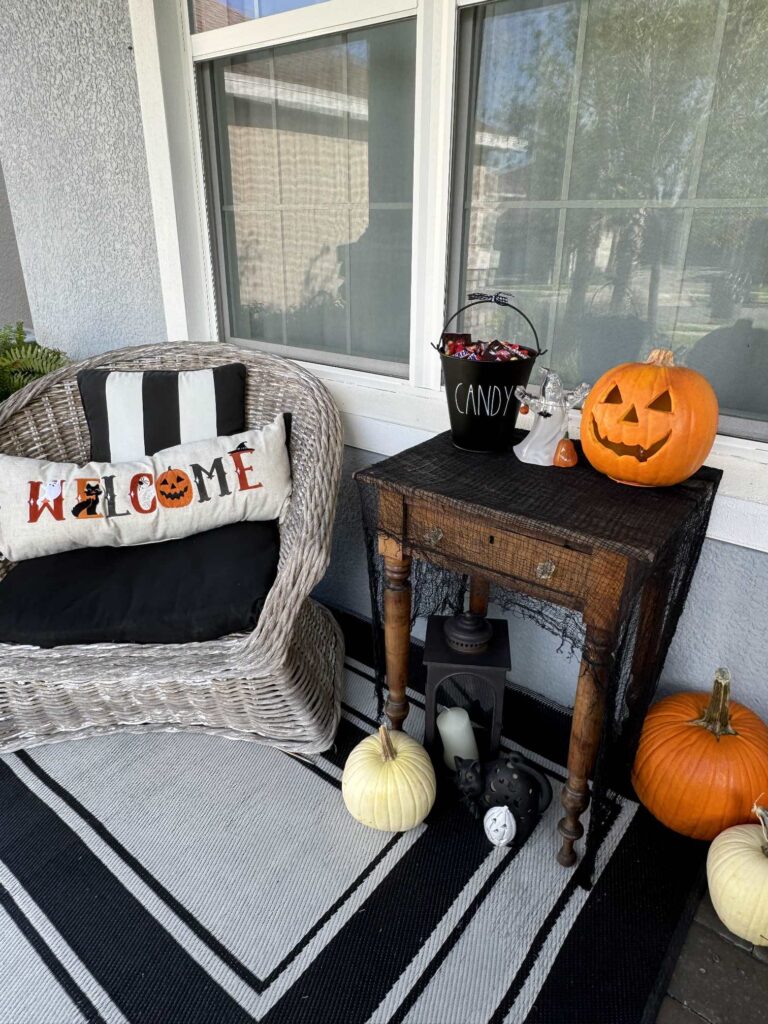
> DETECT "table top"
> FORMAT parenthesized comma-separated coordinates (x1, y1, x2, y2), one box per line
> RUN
(355, 430, 722, 564)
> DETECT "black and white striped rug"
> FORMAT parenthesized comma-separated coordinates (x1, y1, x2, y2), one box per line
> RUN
(0, 634, 705, 1024)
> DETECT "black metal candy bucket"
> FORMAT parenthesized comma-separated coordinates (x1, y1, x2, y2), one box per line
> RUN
(438, 292, 542, 453)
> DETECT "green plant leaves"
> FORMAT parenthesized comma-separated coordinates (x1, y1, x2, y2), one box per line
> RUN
(0, 323, 69, 402)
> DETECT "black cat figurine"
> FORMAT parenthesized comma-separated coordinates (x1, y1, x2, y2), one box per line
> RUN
(454, 758, 485, 812)
(455, 752, 553, 846)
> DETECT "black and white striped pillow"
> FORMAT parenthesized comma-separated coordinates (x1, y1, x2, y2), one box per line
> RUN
(78, 364, 246, 461)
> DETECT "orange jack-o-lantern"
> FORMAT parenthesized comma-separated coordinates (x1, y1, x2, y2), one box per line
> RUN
(580, 349, 718, 487)
(156, 467, 193, 508)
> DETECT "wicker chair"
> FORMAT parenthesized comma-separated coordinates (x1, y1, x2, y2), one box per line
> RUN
(0, 342, 344, 755)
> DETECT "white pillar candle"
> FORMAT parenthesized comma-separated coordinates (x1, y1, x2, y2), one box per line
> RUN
(436, 707, 479, 771)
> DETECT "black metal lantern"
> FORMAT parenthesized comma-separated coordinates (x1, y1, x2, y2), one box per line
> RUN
(423, 613, 511, 763)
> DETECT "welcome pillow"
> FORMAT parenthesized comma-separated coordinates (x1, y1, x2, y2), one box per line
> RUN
(0, 415, 291, 562)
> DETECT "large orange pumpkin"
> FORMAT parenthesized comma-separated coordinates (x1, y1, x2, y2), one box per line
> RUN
(632, 669, 768, 840)
(581, 348, 718, 486)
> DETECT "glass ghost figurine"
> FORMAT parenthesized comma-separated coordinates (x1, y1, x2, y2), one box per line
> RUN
(514, 369, 590, 467)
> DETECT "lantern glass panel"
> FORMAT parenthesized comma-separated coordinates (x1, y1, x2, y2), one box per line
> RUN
(433, 672, 497, 760)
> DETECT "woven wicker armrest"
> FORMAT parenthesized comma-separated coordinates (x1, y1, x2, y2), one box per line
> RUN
(250, 367, 343, 663)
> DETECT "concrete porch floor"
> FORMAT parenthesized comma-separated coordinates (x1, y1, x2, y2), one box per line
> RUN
(657, 892, 768, 1023)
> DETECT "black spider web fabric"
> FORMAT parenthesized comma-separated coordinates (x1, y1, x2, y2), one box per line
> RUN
(355, 430, 721, 886)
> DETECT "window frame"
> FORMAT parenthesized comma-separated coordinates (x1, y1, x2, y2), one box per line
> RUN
(129, 0, 768, 552)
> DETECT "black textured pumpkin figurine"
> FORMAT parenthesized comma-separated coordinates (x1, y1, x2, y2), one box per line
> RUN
(456, 752, 553, 846)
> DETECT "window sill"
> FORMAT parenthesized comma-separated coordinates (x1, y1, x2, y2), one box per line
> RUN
(303, 360, 768, 555)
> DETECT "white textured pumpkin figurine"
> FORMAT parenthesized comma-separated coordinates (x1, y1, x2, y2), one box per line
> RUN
(483, 805, 517, 847)
(707, 800, 768, 946)
(342, 725, 436, 832)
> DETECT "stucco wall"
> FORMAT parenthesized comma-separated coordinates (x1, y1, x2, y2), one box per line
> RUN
(0, 1, 166, 359)
(0, 162, 31, 327)
(315, 446, 768, 722)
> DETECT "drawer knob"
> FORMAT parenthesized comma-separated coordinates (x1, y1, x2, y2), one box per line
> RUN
(536, 559, 557, 580)
(423, 526, 444, 546)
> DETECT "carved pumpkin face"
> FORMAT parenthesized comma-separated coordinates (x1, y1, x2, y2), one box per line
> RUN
(156, 467, 193, 508)
(580, 349, 718, 486)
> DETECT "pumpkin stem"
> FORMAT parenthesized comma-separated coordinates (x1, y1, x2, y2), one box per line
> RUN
(378, 725, 397, 762)
(689, 668, 738, 739)
(646, 348, 675, 367)
(752, 797, 768, 857)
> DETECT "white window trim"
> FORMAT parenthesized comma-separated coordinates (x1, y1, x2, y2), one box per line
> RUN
(129, 0, 768, 555)
(130, 0, 218, 340)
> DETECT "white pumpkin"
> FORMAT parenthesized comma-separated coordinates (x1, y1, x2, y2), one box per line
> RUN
(342, 726, 436, 832)
(707, 802, 768, 947)
(484, 805, 517, 847)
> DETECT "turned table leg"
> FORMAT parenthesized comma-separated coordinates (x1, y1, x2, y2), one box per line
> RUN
(380, 539, 412, 731)
(557, 551, 627, 868)
(557, 634, 611, 868)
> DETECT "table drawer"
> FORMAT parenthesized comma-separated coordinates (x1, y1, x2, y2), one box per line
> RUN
(407, 502, 589, 597)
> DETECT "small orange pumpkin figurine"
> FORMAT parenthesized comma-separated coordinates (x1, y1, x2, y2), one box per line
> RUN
(553, 434, 577, 468)
(156, 467, 193, 508)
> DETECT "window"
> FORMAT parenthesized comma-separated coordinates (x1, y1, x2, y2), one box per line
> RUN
(189, 0, 330, 34)
(202, 19, 416, 375)
(184, 0, 768, 438)
(452, 0, 768, 433)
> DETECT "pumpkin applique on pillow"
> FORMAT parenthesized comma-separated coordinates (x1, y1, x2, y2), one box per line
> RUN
(0, 415, 292, 562)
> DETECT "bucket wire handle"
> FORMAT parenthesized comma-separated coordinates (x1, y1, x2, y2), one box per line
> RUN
(435, 290, 546, 355)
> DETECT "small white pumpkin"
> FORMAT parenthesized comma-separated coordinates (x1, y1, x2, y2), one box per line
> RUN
(483, 805, 517, 847)
(342, 726, 436, 832)
(707, 801, 768, 947)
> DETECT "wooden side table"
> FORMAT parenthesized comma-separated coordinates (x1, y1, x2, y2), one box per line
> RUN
(355, 432, 720, 869)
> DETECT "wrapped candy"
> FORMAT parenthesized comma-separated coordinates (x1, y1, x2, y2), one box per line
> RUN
(438, 335, 533, 363)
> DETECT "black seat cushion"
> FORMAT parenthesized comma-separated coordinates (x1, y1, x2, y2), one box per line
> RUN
(0, 520, 279, 648)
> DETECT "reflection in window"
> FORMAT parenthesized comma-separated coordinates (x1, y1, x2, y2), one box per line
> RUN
(189, 0, 329, 34)
(208, 21, 416, 373)
(453, 0, 768, 426)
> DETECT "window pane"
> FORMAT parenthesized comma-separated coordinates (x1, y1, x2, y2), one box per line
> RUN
(460, 208, 560, 349)
(189, 0, 329, 34)
(568, 0, 720, 201)
(674, 209, 768, 422)
(463, 1, 578, 202)
(209, 20, 416, 373)
(453, 0, 768, 430)
(553, 207, 688, 383)
(697, 0, 768, 199)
